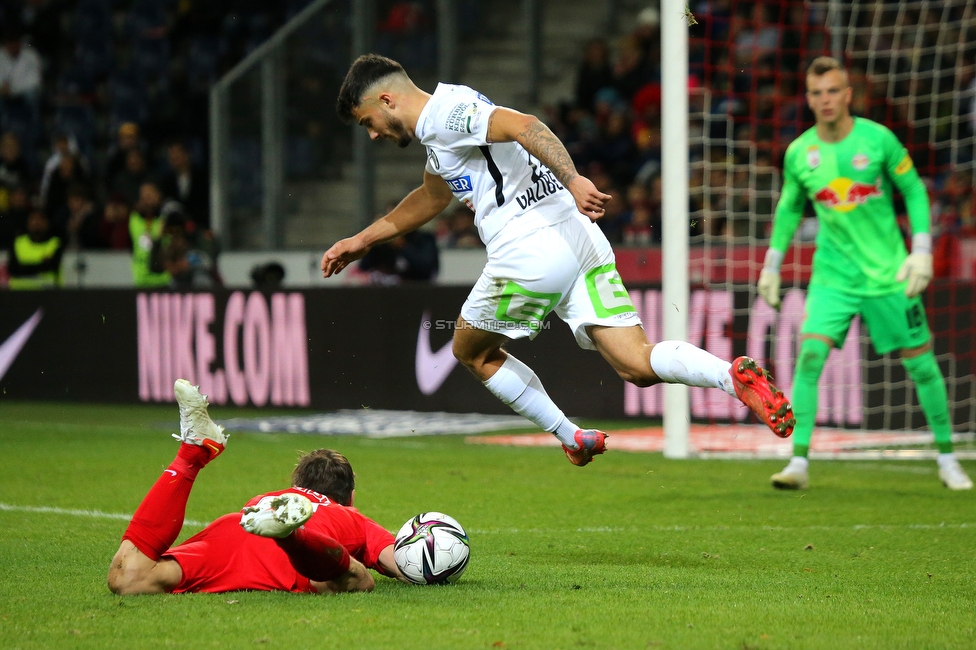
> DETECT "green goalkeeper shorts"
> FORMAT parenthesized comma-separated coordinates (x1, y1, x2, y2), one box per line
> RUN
(801, 283, 931, 354)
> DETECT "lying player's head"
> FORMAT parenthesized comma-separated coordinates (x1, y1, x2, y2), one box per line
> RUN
(292, 449, 356, 506)
(336, 54, 414, 148)
(805, 56, 852, 126)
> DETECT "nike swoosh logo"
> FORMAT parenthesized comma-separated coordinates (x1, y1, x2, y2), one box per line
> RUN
(164, 469, 178, 477)
(415, 311, 459, 395)
(0, 309, 43, 382)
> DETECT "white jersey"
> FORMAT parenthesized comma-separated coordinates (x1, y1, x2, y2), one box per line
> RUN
(417, 83, 577, 249)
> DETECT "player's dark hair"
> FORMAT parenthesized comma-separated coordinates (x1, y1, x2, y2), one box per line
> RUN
(292, 449, 356, 505)
(807, 56, 844, 77)
(336, 54, 406, 123)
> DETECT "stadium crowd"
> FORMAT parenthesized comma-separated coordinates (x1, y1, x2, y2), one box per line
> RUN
(553, 0, 976, 266)
(1, 0, 974, 288)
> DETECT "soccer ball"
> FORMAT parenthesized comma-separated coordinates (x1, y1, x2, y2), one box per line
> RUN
(393, 512, 470, 585)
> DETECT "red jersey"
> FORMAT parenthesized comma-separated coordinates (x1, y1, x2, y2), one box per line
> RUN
(164, 487, 395, 593)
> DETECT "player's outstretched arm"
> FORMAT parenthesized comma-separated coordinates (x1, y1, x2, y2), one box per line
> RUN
(321, 171, 453, 277)
(487, 107, 610, 221)
(376, 544, 413, 584)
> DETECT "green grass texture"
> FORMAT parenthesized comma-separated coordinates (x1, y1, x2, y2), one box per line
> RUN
(0, 401, 973, 649)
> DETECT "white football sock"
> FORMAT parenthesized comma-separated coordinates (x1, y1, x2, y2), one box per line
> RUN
(937, 453, 957, 469)
(483, 354, 579, 446)
(787, 456, 809, 472)
(649, 340, 736, 396)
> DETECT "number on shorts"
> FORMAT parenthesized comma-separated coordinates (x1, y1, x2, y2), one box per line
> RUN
(906, 303, 924, 330)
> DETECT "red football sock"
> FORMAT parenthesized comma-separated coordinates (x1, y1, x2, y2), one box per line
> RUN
(276, 527, 352, 582)
(122, 444, 213, 561)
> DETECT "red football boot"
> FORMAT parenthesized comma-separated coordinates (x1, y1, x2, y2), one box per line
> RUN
(562, 429, 608, 466)
(729, 357, 795, 438)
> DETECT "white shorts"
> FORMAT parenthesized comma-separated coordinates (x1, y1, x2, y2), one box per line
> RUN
(460, 214, 642, 350)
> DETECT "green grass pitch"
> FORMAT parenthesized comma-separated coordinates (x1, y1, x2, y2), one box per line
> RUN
(0, 401, 974, 649)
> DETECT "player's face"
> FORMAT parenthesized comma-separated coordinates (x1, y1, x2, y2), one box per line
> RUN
(806, 70, 852, 126)
(353, 104, 412, 148)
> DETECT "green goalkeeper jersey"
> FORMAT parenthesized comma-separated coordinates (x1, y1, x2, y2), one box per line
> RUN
(770, 117, 930, 296)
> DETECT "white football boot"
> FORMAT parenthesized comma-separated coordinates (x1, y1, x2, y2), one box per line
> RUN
(173, 379, 227, 459)
(938, 457, 973, 491)
(240, 493, 314, 538)
(771, 457, 809, 490)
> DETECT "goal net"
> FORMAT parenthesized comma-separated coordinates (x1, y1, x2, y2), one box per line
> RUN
(681, 0, 976, 451)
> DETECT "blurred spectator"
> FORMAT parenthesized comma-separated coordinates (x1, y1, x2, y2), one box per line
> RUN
(111, 149, 150, 206)
(40, 132, 89, 201)
(632, 7, 662, 82)
(613, 35, 652, 101)
(595, 186, 626, 244)
(63, 182, 102, 250)
(160, 140, 209, 230)
(933, 170, 976, 278)
(376, 1, 435, 71)
(437, 205, 481, 249)
(251, 261, 286, 289)
(359, 206, 439, 284)
(0, 184, 30, 249)
(622, 203, 655, 246)
(129, 181, 170, 288)
(152, 206, 220, 289)
(632, 121, 662, 185)
(934, 169, 976, 235)
(0, 132, 31, 210)
(43, 152, 91, 234)
(7, 205, 63, 289)
(99, 194, 133, 251)
(575, 38, 613, 113)
(731, 4, 780, 67)
(0, 29, 42, 109)
(593, 111, 636, 188)
(105, 123, 146, 185)
(16, 0, 64, 60)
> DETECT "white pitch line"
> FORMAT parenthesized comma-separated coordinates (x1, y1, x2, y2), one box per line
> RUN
(0, 503, 209, 528)
(1, 503, 970, 536)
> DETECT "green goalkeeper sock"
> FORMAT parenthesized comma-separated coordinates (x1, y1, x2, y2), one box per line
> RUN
(901, 350, 953, 454)
(791, 338, 831, 458)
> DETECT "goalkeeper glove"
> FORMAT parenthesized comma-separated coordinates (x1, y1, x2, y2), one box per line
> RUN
(757, 249, 783, 310)
(895, 234, 933, 298)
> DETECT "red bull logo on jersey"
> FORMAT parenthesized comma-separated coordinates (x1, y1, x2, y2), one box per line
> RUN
(813, 177, 883, 212)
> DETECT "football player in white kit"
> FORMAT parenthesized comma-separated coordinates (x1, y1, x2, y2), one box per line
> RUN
(322, 55, 794, 465)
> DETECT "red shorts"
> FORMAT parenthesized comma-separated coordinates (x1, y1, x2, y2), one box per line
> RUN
(166, 514, 315, 593)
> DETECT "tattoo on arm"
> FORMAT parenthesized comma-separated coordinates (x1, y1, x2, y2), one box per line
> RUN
(486, 111, 497, 143)
(517, 120, 579, 188)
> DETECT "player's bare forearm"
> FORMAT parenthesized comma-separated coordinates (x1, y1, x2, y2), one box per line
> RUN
(376, 545, 412, 584)
(321, 173, 451, 278)
(361, 185, 448, 248)
(514, 119, 579, 189)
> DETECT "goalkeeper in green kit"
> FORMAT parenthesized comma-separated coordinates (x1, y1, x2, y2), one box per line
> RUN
(757, 57, 972, 491)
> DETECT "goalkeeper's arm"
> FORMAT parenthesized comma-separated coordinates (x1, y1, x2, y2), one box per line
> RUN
(887, 146, 933, 297)
(758, 168, 806, 309)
